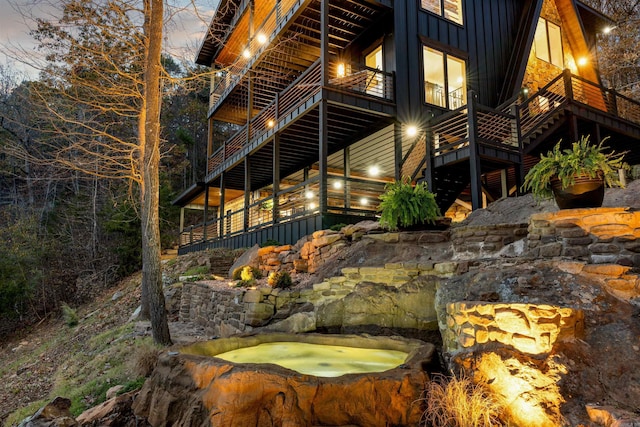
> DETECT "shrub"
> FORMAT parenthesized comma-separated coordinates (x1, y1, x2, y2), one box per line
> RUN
(61, 304, 79, 327)
(522, 135, 628, 200)
(330, 223, 347, 232)
(420, 373, 505, 427)
(267, 271, 293, 289)
(184, 265, 210, 276)
(232, 265, 262, 280)
(378, 177, 440, 231)
(128, 340, 161, 378)
(260, 239, 281, 248)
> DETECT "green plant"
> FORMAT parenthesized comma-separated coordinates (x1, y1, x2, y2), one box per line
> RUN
(61, 304, 79, 327)
(420, 373, 505, 427)
(268, 271, 293, 288)
(523, 135, 628, 200)
(260, 239, 281, 248)
(330, 223, 347, 232)
(184, 265, 210, 276)
(378, 177, 440, 231)
(232, 265, 262, 280)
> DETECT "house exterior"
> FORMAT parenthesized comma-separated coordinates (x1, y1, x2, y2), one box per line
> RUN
(174, 0, 640, 253)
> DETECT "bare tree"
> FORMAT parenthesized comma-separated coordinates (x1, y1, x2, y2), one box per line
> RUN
(583, 0, 640, 98)
(1, 0, 173, 344)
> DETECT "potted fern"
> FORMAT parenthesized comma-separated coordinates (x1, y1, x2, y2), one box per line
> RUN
(378, 177, 442, 231)
(522, 135, 628, 209)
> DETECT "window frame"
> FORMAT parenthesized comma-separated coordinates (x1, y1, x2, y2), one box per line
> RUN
(419, 0, 464, 26)
(534, 18, 564, 68)
(422, 45, 467, 110)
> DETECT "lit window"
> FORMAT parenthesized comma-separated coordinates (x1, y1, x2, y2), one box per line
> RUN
(423, 46, 467, 109)
(421, 0, 463, 25)
(534, 18, 563, 68)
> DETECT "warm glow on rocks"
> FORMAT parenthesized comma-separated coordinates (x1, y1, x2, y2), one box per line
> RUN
(455, 350, 567, 427)
(443, 302, 584, 355)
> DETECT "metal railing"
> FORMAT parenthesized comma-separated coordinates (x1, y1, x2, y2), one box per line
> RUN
(209, 0, 304, 111)
(328, 60, 394, 101)
(400, 69, 640, 179)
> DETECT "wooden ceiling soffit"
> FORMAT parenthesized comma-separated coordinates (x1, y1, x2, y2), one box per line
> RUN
(555, 0, 601, 86)
(217, 11, 251, 65)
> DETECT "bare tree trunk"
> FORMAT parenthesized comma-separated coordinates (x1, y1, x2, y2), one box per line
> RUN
(140, 0, 171, 345)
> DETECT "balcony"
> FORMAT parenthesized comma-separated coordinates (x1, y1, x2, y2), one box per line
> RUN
(206, 59, 396, 181)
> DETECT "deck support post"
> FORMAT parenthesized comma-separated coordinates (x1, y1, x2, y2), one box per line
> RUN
(273, 134, 280, 223)
(468, 91, 483, 210)
(219, 173, 226, 238)
(244, 158, 251, 231)
(203, 183, 209, 241)
(344, 147, 351, 210)
(319, 0, 329, 214)
(424, 127, 434, 192)
(394, 122, 403, 181)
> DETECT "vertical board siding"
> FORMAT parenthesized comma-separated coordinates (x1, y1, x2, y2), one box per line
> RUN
(415, 0, 529, 108)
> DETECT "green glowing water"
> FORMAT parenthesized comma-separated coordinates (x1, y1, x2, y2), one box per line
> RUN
(215, 342, 408, 377)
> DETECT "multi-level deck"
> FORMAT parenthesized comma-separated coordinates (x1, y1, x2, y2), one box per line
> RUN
(176, 0, 640, 253)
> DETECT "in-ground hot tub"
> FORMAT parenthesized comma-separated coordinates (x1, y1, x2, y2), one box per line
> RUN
(134, 333, 435, 427)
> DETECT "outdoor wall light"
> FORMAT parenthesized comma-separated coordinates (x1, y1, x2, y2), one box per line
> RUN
(333, 181, 343, 189)
(242, 48, 251, 59)
(309, 202, 316, 210)
(267, 119, 275, 128)
(257, 33, 267, 44)
(337, 63, 346, 78)
(577, 57, 588, 67)
(368, 165, 380, 176)
(360, 198, 368, 205)
(305, 191, 314, 199)
(406, 125, 418, 137)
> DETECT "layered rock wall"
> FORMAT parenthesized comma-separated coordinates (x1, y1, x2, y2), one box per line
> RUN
(442, 302, 584, 356)
(180, 262, 454, 336)
(528, 208, 640, 265)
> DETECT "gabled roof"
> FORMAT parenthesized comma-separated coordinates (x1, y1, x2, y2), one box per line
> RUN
(500, 0, 612, 102)
(195, 0, 239, 66)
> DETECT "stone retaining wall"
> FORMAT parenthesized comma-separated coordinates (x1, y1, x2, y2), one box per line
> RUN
(528, 208, 640, 265)
(180, 262, 456, 337)
(443, 302, 584, 355)
(451, 223, 529, 258)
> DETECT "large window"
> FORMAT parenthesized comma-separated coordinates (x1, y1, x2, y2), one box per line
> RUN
(423, 46, 467, 109)
(534, 18, 563, 68)
(421, 0, 463, 25)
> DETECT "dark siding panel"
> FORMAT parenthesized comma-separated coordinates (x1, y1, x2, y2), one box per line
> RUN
(411, 0, 530, 107)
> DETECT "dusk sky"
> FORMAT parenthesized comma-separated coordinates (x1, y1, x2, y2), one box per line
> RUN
(0, 0, 217, 79)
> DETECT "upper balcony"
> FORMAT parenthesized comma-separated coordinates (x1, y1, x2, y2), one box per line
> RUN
(197, 0, 393, 125)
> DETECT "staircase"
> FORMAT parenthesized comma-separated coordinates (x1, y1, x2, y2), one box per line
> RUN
(401, 69, 640, 213)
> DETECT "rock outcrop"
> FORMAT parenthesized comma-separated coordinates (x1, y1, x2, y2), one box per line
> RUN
(134, 336, 435, 427)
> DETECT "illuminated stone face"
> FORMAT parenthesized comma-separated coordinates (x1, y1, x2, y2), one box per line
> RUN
(134, 333, 435, 427)
(443, 302, 584, 355)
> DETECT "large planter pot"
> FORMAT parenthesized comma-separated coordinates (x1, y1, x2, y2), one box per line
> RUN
(550, 174, 605, 209)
